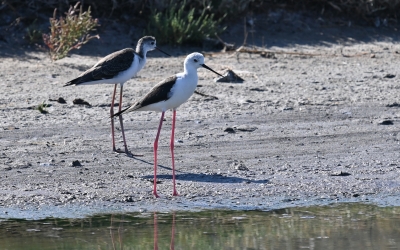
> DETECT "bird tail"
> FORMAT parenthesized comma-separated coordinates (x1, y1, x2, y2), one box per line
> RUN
(64, 73, 90, 86)
(63, 79, 79, 87)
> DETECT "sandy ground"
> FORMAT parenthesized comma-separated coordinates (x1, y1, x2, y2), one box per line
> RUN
(1, 14, 400, 219)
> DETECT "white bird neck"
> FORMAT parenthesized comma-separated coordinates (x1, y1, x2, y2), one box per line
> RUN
(183, 65, 199, 76)
(136, 44, 147, 58)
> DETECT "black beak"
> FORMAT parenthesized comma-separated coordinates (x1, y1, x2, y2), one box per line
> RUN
(155, 47, 171, 57)
(201, 64, 223, 77)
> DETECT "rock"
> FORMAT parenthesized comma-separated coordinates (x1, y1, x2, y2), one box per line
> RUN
(57, 97, 67, 104)
(12, 161, 32, 169)
(71, 160, 82, 167)
(260, 51, 276, 59)
(49, 97, 66, 103)
(386, 102, 400, 107)
(330, 171, 351, 176)
(244, 99, 255, 103)
(378, 120, 394, 125)
(231, 161, 249, 171)
(224, 127, 235, 133)
(383, 74, 395, 79)
(214, 70, 244, 83)
(73, 98, 91, 106)
(249, 87, 266, 92)
(124, 196, 134, 202)
(234, 125, 257, 132)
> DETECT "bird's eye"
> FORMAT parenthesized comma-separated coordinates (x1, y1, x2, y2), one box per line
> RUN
(151, 42, 155, 45)
(194, 59, 198, 62)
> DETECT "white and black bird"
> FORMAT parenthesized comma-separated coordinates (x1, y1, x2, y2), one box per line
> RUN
(112, 52, 223, 197)
(64, 36, 170, 155)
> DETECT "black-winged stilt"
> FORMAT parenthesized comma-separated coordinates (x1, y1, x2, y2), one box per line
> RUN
(112, 52, 222, 197)
(64, 36, 170, 155)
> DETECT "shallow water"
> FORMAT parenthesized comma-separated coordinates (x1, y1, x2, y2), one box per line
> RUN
(0, 203, 399, 250)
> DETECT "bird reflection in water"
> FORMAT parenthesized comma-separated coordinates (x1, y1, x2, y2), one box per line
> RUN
(154, 212, 176, 250)
(109, 212, 176, 250)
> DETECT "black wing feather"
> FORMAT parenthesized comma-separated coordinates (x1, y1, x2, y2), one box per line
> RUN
(138, 75, 177, 108)
(64, 48, 136, 86)
(112, 75, 177, 117)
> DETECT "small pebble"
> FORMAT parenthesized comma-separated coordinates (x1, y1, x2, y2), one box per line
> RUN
(71, 160, 82, 167)
(73, 98, 91, 106)
(224, 127, 235, 133)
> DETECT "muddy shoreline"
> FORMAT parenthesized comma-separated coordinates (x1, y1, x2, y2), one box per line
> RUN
(1, 17, 400, 219)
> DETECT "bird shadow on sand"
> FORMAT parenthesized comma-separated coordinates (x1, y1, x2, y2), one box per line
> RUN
(146, 173, 269, 184)
(128, 155, 269, 184)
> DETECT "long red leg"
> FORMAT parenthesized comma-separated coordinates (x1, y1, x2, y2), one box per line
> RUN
(110, 84, 126, 154)
(118, 85, 129, 154)
(153, 111, 165, 198)
(170, 110, 178, 196)
(110, 84, 119, 153)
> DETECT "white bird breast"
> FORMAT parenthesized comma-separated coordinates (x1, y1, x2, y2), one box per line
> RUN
(168, 74, 198, 107)
(117, 55, 146, 83)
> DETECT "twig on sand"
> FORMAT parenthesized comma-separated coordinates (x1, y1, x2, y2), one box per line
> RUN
(233, 46, 321, 57)
(204, 45, 373, 59)
(194, 90, 218, 100)
(338, 47, 371, 57)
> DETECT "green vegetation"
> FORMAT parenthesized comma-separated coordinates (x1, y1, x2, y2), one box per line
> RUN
(6, 0, 399, 21)
(34, 101, 51, 114)
(146, 1, 226, 45)
(2, 0, 399, 52)
(42, 2, 99, 61)
(24, 19, 42, 44)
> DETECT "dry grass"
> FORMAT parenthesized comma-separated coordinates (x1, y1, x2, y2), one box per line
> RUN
(42, 2, 99, 61)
